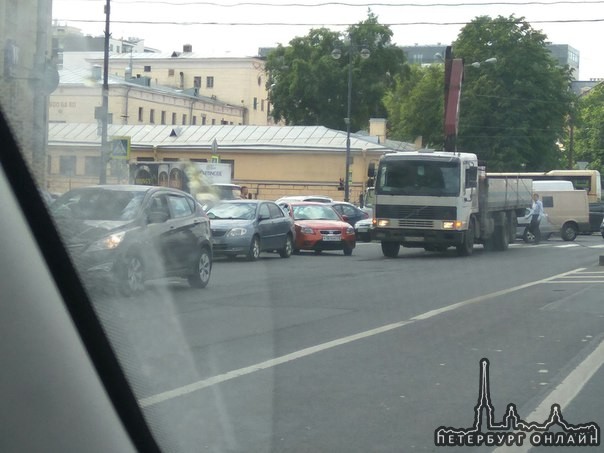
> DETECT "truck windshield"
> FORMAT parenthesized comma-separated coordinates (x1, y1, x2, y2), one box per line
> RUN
(376, 160, 460, 196)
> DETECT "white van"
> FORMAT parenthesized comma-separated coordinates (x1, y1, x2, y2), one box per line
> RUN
(532, 190, 589, 241)
(532, 180, 574, 192)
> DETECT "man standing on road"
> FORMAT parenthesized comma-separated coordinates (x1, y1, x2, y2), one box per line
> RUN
(530, 193, 544, 244)
(240, 186, 249, 199)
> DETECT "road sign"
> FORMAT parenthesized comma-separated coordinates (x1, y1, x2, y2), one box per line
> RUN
(110, 136, 130, 160)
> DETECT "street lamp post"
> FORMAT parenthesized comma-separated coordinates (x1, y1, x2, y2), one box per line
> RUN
(332, 37, 370, 202)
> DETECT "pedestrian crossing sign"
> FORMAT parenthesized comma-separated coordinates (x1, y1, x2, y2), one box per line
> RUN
(110, 136, 130, 160)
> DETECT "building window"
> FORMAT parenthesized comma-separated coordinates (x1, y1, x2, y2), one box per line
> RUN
(206, 76, 214, 88)
(190, 158, 208, 162)
(192, 116, 197, 125)
(179, 72, 184, 89)
(47, 155, 52, 174)
(137, 157, 154, 162)
(171, 112, 177, 124)
(221, 119, 228, 125)
(144, 65, 151, 72)
(201, 116, 206, 125)
(168, 69, 175, 76)
(211, 118, 216, 125)
(138, 107, 143, 122)
(84, 156, 101, 176)
(221, 159, 235, 178)
(109, 44, 114, 52)
(163, 158, 179, 162)
(59, 156, 76, 176)
(261, 99, 265, 112)
(182, 114, 187, 125)
(150, 109, 155, 123)
(194, 76, 201, 88)
(161, 111, 166, 125)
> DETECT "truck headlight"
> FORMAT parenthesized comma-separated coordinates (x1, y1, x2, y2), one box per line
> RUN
(443, 221, 465, 230)
(377, 219, 390, 227)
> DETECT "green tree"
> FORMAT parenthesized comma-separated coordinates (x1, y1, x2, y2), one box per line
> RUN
(384, 64, 444, 148)
(574, 83, 604, 174)
(453, 15, 574, 171)
(264, 12, 407, 131)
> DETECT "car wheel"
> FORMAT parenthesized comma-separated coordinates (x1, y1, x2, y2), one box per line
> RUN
(121, 255, 145, 296)
(188, 246, 212, 288)
(522, 227, 535, 243)
(247, 236, 261, 261)
(343, 244, 353, 256)
(278, 234, 293, 258)
(381, 241, 400, 258)
(561, 222, 578, 241)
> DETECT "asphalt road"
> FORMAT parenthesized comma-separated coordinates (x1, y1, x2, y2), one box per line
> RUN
(93, 234, 604, 452)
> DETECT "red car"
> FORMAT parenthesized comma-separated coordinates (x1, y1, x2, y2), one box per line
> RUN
(289, 202, 356, 255)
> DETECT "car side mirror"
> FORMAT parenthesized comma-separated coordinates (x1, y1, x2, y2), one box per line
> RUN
(148, 210, 169, 224)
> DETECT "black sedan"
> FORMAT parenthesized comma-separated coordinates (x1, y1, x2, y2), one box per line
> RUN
(51, 185, 213, 295)
(330, 201, 369, 227)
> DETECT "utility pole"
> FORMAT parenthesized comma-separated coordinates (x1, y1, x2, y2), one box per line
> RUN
(99, 0, 111, 184)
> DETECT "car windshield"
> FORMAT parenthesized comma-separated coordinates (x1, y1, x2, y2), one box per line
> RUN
(207, 202, 256, 220)
(52, 188, 145, 221)
(293, 205, 340, 221)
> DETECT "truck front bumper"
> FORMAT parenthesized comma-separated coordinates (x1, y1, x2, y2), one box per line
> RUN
(373, 228, 465, 246)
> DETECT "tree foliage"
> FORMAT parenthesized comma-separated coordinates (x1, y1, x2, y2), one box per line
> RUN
(264, 12, 407, 132)
(574, 83, 604, 174)
(384, 64, 444, 148)
(453, 15, 574, 171)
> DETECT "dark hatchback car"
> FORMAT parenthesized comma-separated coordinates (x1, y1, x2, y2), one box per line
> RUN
(51, 185, 213, 295)
(207, 200, 295, 260)
(330, 201, 369, 226)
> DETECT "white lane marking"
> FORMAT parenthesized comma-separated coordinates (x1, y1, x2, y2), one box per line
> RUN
(556, 244, 580, 248)
(139, 268, 585, 408)
(493, 337, 604, 453)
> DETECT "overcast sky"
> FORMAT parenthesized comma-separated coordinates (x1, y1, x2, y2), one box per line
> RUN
(53, 0, 604, 80)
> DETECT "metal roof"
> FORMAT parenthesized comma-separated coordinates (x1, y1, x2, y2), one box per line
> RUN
(48, 123, 394, 153)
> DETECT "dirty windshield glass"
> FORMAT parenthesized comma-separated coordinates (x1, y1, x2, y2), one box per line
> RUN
(3, 0, 604, 452)
(376, 159, 461, 196)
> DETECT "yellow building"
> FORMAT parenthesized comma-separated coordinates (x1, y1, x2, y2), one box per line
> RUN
(47, 122, 404, 202)
(87, 48, 272, 126)
(50, 67, 246, 126)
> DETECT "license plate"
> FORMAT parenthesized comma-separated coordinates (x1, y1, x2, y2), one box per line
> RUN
(322, 235, 340, 241)
(405, 236, 424, 242)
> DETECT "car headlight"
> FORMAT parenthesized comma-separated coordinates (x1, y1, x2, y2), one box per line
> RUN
(227, 227, 248, 237)
(87, 231, 126, 252)
(300, 227, 314, 234)
(346, 227, 355, 235)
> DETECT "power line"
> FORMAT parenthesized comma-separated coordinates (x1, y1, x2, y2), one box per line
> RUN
(55, 18, 604, 26)
(110, 0, 604, 6)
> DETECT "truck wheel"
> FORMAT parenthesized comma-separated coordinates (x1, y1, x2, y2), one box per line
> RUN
(456, 221, 474, 256)
(561, 223, 578, 241)
(381, 241, 400, 258)
(494, 223, 509, 251)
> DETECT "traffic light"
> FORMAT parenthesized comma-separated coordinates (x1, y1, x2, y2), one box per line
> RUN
(338, 178, 344, 191)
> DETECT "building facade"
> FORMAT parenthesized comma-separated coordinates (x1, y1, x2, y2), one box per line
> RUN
(47, 123, 395, 202)
(49, 67, 246, 126)
(86, 48, 273, 126)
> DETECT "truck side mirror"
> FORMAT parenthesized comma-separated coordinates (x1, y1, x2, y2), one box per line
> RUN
(465, 167, 478, 188)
